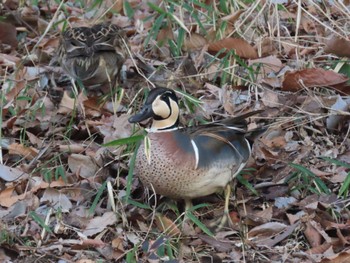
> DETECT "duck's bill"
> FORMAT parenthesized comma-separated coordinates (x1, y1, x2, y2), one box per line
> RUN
(128, 105, 153, 123)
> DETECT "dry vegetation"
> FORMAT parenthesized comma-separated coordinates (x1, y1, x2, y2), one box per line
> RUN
(1, 0, 350, 262)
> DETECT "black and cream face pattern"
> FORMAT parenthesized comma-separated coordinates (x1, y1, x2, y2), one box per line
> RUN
(128, 87, 180, 132)
(147, 88, 179, 131)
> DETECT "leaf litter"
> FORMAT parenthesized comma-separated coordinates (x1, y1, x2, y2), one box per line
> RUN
(0, 0, 350, 262)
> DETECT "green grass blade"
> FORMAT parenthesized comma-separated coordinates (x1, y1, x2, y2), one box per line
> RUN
(29, 211, 52, 233)
(236, 174, 258, 196)
(320, 157, 350, 169)
(338, 173, 350, 197)
(147, 2, 166, 14)
(127, 199, 151, 210)
(186, 211, 214, 236)
(175, 89, 202, 105)
(89, 181, 107, 216)
(102, 135, 144, 147)
(124, 1, 134, 18)
(289, 163, 331, 194)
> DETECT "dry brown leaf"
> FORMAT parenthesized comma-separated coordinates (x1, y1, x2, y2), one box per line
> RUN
(82, 212, 118, 237)
(58, 91, 77, 114)
(260, 89, 280, 108)
(98, 114, 133, 144)
(249, 55, 283, 74)
(155, 214, 181, 237)
(112, 237, 125, 252)
(0, 187, 25, 208)
(41, 188, 73, 212)
(221, 9, 245, 23)
(0, 53, 20, 66)
(5, 69, 27, 102)
(198, 235, 232, 252)
(0, 179, 66, 207)
(249, 222, 287, 237)
(8, 143, 38, 160)
(208, 38, 258, 59)
(110, 0, 123, 14)
(301, 13, 316, 34)
(68, 154, 99, 178)
(183, 33, 208, 51)
(255, 206, 273, 221)
(307, 242, 332, 255)
(324, 35, 350, 58)
(0, 22, 18, 49)
(304, 221, 322, 248)
(157, 25, 174, 44)
(321, 250, 350, 263)
(282, 68, 349, 92)
(255, 37, 277, 57)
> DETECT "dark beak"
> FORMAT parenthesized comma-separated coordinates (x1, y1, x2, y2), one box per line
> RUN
(128, 104, 154, 123)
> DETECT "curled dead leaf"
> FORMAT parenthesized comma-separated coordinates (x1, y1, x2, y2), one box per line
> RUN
(304, 221, 322, 248)
(0, 164, 29, 182)
(324, 35, 350, 58)
(282, 68, 349, 92)
(68, 154, 99, 178)
(183, 33, 208, 51)
(0, 22, 18, 49)
(8, 143, 38, 160)
(82, 212, 118, 237)
(155, 214, 181, 237)
(208, 38, 258, 59)
(221, 9, 245, 23)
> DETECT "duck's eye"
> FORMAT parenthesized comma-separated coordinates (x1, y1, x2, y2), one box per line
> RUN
(161, 94, 168, 100)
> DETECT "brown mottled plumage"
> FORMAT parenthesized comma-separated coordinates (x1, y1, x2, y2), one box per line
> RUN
(57, 23, 126, 91)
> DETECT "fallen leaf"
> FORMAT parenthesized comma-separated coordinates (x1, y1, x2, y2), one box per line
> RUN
(249, 55, 283, 74)
(8, 143, 38, 160)
(324, 35, 350, 58)
(221, 9, 245, 23)
(208, 38, 258, 59)
(111, 236, 125, 252)
(249, 222, 287, 238)
(326, 96, 350, 130)
(198, 235, 232, 252)
(0, 22, 18, 49)
(82, 212, 118, 237)
(155, 214, 181, 237)
(68, 154, 99, 178)
(304, 221, 322, 248)
(307, 242, 332, 255)
(274, 197, 297, 209)
(41, 188, 73, 212)
(183, 33, 208, 51)
(251, 222, 300, 247)
(321, 250, 350, 263)
(282, 68, 349, 92)
(58, 91, 76, 114)
(0, 164, 29, 182)
(260, 89, 280, 108)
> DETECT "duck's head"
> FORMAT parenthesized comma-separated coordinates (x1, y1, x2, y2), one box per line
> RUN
(129, 87, 180, 132)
